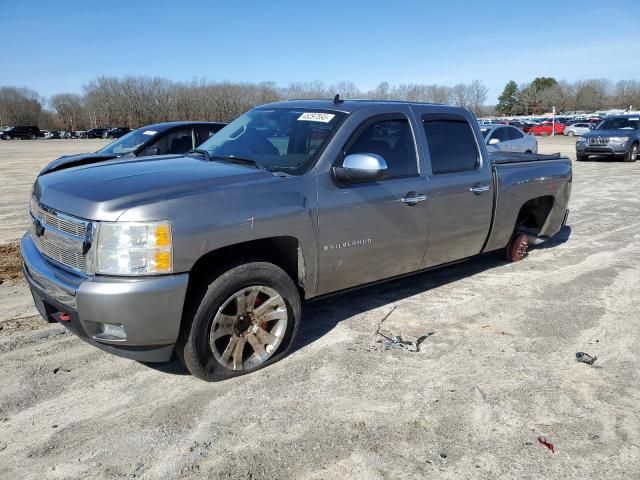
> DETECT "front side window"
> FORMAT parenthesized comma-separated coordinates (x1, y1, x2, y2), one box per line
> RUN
(423, 118, 479, 174)
(141, 128, 193, 155)
(490, 127, 509, 143)
(198, 108, 346, 175)
(345, 118, 418, 178)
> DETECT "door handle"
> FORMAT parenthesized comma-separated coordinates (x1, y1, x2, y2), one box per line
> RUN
(401, 193, 428, 205)
(469, 184, 490, 194)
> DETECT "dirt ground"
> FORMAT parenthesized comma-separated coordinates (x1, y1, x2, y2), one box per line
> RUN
(0, 136, 639, 479)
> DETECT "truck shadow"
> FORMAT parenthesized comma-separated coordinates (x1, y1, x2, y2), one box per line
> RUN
(295, 225, 572, 354)
(143, 226, 571, 376)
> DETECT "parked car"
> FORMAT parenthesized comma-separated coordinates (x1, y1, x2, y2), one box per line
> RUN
(75, 130, 87, 138)
(0, 125, 43, 140)
(103, 127, 131, 139)
(85, 128, 109, 138)
(47, 131, 62, 139)
(481, 125, 538, 153)
(576, 115, 639, 162)
(41, 121, 227, 174)
(528, 122, 565, 136)
(62, 131, 77, 139)
(564, 123, 593, 137)
(23, 100, 572, 380)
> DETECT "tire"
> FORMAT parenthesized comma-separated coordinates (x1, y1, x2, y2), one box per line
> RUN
(506, 234, 529, 262)
(3, 135, 10, 140)
(567, 131, 575, 137)
(29, 133, 36, 140)
(576, 154, 587, 161)
(177, 261, 301, 381)
(624, 143, 638, 162)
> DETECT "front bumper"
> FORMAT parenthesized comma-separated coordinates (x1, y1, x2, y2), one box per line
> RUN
(21, 233, 189, 362)
(576, 142, 630, 157)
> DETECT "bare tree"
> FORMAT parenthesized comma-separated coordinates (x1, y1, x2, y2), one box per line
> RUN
(467, 80, 488, 115)
(0, 87, 43, 125)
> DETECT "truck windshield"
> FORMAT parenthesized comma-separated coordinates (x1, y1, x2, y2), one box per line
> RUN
(98, 128, 156, 154)
(596, 117, 639, 130)
(197, 108, 346, 175)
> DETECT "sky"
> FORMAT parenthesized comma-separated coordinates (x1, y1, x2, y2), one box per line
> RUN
(1, 0, 638, 104)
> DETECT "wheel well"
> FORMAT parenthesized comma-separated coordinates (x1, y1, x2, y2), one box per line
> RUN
(188, 236, 303, 292)
(514, 196, 554, 234)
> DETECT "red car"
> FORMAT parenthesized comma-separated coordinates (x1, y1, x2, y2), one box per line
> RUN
(528, 122, 565, 136)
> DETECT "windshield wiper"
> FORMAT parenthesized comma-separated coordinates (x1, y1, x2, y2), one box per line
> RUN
(187, 149, 212, 161)
(210, 154, 263, 170)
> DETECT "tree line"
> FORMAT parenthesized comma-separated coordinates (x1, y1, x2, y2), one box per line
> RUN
(1, 75, 638, 130)
(0, 77, 489, 130)
(496, 77, 640, 116)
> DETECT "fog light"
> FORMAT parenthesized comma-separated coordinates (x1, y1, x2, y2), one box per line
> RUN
(94, 322, 127, 341)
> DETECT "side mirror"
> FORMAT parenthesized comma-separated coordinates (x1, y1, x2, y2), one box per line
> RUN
(488, 138, 500, 145)
(333, 153, 388, 184)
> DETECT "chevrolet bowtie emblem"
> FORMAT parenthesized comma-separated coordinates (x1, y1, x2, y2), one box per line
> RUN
(33, 218, 45, 237)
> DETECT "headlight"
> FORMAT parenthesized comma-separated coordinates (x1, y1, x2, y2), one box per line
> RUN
(609, 136, 630, 143)
(95, 221, 173, 275)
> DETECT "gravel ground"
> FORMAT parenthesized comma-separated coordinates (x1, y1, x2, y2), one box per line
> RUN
(0, 136, 639, 479)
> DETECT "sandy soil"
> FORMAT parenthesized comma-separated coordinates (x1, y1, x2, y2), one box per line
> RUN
(0, 137, 639, 479)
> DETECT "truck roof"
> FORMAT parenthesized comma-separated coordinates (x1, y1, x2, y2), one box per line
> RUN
(262, 99, 447, 114)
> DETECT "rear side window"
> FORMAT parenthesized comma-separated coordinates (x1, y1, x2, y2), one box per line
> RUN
(346, 118, 418, 179)
(423, 118, 479, 174)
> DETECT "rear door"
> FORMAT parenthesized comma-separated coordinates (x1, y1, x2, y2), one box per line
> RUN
(316, 110, 430, 294)
(411, 108, 494, 268)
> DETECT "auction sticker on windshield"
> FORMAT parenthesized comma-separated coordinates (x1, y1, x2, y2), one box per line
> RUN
(298, 112, 335, 123)
(143, 130, 158, 136)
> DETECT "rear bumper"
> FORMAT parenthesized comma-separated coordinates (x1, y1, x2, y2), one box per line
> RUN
(21, 233, 189, 362)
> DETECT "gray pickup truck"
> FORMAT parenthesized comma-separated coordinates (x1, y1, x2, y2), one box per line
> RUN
(21, 99, 571, 381)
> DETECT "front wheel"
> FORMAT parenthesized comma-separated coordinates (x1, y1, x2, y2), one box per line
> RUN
(567, 131, 575, 137)
(625, 143, 638, 162)
(177, 262, 301, 381)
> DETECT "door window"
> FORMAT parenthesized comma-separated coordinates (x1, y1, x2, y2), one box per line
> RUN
(506, 127, 524, 140)
(490, 127, 509, 143)
(345, 118, 418, 179)
(422, 118, 479, 174)
(141, 128, 194, 155)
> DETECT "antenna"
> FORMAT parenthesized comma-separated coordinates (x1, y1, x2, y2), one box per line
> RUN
(333, 93, 343, 104)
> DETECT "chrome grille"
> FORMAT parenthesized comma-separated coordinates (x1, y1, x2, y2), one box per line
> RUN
(588, 137, 609, 145)
(30, 199, 89, 273)
(32, 231, 85, 270)
(31, 200, 86, 237)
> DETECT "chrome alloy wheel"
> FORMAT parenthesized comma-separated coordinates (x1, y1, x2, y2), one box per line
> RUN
(209, 286, 288, 371)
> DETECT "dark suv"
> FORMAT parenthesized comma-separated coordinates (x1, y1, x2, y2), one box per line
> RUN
(1, 126, 43, 140)
(104, 127, 131, 139)
(85, 128, 109, 138)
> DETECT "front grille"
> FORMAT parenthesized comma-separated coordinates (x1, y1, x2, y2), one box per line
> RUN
(32, 232, 85, 271)
(588, 137, 609, 145)
(30, 199, 90, 273)
(31, 200, 86, 237)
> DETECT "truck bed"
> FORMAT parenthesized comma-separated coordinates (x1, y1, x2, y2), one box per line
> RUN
(490, 151, 564, 164)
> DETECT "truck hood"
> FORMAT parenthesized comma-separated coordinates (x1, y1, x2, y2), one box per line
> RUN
(582, 129, 637, 138)
(40, 152, 131, 175)
(34, 154, 275, 221)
